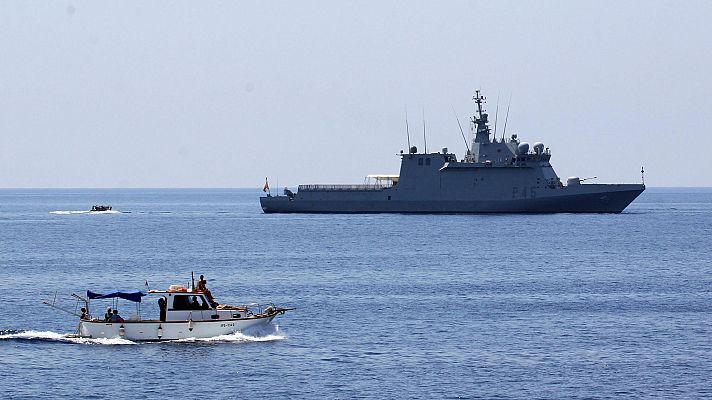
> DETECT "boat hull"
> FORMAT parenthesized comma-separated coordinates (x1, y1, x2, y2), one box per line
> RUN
(80, 314, 277, 341)
(260, 184, 645, 214)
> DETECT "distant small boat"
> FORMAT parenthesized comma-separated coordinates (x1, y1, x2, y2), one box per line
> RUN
(91, 205, 112, 212)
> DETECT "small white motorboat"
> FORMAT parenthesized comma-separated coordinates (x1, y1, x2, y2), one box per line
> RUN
(52, 283, 292, 341)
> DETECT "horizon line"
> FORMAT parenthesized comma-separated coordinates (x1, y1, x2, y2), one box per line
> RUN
(1, 186, 712, 190)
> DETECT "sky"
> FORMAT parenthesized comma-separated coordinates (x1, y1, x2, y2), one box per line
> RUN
(1, 1, 711, 188)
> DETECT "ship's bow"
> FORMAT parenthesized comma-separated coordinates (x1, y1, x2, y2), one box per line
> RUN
(556, 183, 645, 213)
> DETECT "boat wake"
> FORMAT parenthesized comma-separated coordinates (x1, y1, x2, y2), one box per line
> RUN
(50, 210, 121, 215)
(0, 329, 135, 345)
(0, 327, 285, 346)
(173, 325, 286, 344)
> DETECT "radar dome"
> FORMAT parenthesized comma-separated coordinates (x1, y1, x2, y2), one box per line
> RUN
(410, 146, 418, 154)
(533, 142, 544, 154)
(517, 142, 530, 155)
(441, 147, 448, 154)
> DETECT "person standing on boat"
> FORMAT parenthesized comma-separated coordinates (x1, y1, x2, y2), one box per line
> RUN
(158, 297, 167, 321)
(104, 306, 112, 321)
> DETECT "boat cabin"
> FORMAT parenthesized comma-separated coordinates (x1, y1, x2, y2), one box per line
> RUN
(152, 289, 250, 322)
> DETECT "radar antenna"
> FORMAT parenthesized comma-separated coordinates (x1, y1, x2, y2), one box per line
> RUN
(641, 166, 645, 186)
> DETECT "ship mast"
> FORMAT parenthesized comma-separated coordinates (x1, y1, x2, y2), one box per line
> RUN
(472, 90, 491, 144)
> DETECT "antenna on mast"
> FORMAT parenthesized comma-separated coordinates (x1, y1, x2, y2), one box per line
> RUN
(493, 94, 500, 140)
(422, 107, 427, 153)
(452, 106, 470, 153)
(405, 108, 411, 152)
(502, 93, 512, 140)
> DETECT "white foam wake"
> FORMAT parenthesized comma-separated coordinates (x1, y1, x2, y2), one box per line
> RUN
(50, 210, 120, 215)
(174, 332, 286, 343)
(0, 330, 135, 345)
(173, 325, 286, 343)
(0, 327, 285, 345)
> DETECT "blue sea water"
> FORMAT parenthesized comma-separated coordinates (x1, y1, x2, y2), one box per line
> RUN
(0, 188, 711, 399)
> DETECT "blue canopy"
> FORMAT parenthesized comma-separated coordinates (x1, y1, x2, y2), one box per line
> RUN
(87, 290, 146, 303)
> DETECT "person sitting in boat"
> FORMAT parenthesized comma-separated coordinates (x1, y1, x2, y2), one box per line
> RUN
(80, 307, 89, 320)
(188, 296, 204, 310)
(104, 306, 113, 321)
(111, 309, 124, 323)
(196, 274, 207, 291)
(196, 275, 217, 307)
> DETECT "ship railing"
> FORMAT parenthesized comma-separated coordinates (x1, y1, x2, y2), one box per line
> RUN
(298, 184, 389, 191)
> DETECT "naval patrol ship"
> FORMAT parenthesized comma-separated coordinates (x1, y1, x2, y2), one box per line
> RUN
(260, 91, 645, 213)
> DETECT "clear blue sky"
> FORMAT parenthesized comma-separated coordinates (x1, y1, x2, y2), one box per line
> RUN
(1, 1, 710, 187)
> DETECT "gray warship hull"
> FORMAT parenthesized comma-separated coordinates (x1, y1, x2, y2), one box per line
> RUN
(261, 90, 645, 214)
(260, 184, 644, 214)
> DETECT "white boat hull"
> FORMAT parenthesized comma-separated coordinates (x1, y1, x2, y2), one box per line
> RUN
(80, 314, 277, 341)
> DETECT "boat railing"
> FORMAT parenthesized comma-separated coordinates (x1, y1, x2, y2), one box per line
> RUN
(298, 184, 389, 191)
(244, 302, 278, 315)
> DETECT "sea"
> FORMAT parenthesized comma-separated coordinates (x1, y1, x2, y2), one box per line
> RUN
(0, 188, 710, 399)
